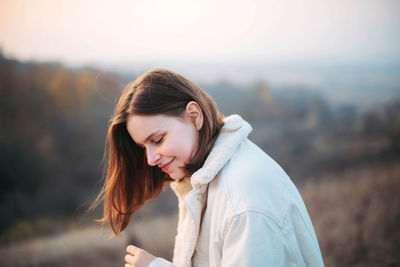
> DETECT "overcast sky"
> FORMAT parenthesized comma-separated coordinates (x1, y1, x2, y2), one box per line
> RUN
(1, 0, 399, 65)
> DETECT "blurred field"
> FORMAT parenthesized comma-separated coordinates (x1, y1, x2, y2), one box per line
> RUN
(1, 161, 398, 266)
(0, 225, 127, 267)
(0, 215, 177, 267)
(302, 161, 400, 267)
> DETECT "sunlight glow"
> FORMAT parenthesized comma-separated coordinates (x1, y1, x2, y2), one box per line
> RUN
(0, 0, 399, 64)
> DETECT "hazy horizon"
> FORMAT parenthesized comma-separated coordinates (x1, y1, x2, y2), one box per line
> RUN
(1, 0, 399, 70)
(1, 0, 399, 110)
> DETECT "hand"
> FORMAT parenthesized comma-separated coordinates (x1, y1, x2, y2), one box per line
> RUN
(124, 245, 156, 267)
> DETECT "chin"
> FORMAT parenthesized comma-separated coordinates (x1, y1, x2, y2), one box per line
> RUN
(169, 175, 182, 181)
(169, 171, 187, 181)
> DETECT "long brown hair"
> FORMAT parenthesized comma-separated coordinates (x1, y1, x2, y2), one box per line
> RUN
(93, 69, 224, 234)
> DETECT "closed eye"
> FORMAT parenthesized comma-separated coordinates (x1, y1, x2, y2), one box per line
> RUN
(154, 136, 164, 144)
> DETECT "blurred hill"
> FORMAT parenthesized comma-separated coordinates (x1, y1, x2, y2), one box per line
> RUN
(0, 53, 400, 266)
(0, 53, 125, 240)
(205, 78, 400, 179)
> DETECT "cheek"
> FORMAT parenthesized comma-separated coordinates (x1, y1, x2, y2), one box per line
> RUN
(168, 137, 193, 162)
(159, 136, 186, 159)
(183, 128, 198, 161)
(182, 139, 195, 162)
(165, 129, 197, 162)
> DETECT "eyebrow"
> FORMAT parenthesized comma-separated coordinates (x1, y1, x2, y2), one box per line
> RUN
(137, 130, 162, 146)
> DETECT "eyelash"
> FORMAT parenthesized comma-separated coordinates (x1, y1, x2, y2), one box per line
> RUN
(154, 136, 164, 145)
(139, 136, 164, 150)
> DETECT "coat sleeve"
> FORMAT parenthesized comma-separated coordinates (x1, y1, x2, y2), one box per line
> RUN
(148, 257, 176, 267)
(221, 211, 290, 267)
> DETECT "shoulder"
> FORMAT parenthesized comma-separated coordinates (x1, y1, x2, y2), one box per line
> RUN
(217, 139, 296, 222)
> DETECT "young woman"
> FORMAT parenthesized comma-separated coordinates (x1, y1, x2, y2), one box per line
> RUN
(95, 69, 324, 267)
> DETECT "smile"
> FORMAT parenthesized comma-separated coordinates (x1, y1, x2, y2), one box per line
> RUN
(160, 159, 174, 172)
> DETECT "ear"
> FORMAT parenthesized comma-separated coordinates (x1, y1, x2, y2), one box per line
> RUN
(185, 101, 204, 131)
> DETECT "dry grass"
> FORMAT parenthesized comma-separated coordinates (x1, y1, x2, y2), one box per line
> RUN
(301, 162, 400, 267)
(126, 214, 178, 260)
(0, 214, 178, 267)
(0, 226, 127, 267)
(1, 163, 398, 266)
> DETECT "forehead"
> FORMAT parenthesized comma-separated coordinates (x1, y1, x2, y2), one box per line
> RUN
(126, 114, 180, 144)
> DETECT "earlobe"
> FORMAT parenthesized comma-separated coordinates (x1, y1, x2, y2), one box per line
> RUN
(186, 101, 204, 131)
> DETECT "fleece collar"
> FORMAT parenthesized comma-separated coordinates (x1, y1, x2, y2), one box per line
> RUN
(190, 114, 252, 188)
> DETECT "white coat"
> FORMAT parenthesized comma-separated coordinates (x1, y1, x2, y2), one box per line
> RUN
(149, 115, 324, 267)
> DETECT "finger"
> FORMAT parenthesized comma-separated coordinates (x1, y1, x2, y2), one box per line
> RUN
(125, 254, 135, 264)
(125, 264, 133, 267)
(126, 245, 140, 255)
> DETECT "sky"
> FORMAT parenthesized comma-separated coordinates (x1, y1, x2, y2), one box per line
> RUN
(0, 0, 400, 82)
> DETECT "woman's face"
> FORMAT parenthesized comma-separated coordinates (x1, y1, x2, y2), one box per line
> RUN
(126, 108, 201, 181)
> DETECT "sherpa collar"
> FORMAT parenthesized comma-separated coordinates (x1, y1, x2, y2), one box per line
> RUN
(190, 114, 252, 188)
(167, 115, 252, 267)
(170, 114, 252, 197)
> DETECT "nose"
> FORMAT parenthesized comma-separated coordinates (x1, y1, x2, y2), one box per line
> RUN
(146, 147, 160, 166)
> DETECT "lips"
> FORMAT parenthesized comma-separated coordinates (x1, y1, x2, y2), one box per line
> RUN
(160, 159, 174, 172)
